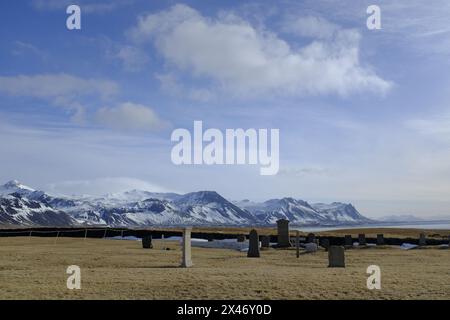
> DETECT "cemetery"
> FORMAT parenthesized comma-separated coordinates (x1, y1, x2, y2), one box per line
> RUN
(0, 221, 448, 299)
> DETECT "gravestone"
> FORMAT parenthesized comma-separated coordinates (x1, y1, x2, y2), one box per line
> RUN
(419, 233, 426, 246)
(247, 229, 260, 258)
(328, 246, 345, 268)
(276, 219, 291, 247)
(358, 234, 366, 246)
(237, 234, 246, 242)
(261, 235, 270, 248)
(305, 242, 318, 253)
(321, 238, 330, 251)
(307, 233, 316, 243)
(142, 235, 153, 249)
(377, 234, 384, 245)
(344, 235, 352, 246)
(181, 227, 193, 267)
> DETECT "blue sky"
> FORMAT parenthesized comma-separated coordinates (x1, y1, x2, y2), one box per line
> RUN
(1, 0, 450, 218)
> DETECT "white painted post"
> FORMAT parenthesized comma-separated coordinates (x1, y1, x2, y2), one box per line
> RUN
(181, 227, 193, 268)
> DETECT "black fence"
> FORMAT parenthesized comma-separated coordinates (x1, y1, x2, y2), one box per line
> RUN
(0, 227, 448, 246)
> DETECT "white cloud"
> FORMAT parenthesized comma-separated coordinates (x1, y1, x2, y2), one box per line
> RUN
(46, 177, 170, 196)
(282, 15, 339, 39)
(99, 37, 150, 72)
(114, 45, 149, 72)
(0, 120, 174, 196)
(0, 74, 169, 131)
(96, 102, 169, 131)
(129, 4, 391, 98)
(0, 73, 119, 121)
(278, 166, 330, 177)
(155, 72, 216, 102)
(0, 73, 118, 102)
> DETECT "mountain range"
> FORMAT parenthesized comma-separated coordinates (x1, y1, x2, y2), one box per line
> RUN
(0, 180, 372, 227)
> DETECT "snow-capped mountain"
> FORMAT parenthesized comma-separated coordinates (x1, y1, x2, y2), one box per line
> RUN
(173, 191, 257, 225)
(0, 180, 35, 197)
(236, 198, 371, 225)
(237, 198, 327, 225)
(0, 180, 371, 227)
(0, 192, 75, 226)
(311, 202, 371, 224)
(61, 197, 188, 226)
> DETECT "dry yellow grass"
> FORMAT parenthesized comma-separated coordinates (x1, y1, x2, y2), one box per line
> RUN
(0, 236, 448, 300)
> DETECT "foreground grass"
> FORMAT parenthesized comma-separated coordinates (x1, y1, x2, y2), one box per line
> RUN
(0, 236, 448, 300)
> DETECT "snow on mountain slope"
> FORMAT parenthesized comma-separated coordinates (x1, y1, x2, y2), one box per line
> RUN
(239, 197, 328, 225)
(0, 193, 76, 226)
(0, 180, 371, 227)
(0, 180, 35, 196)
(173, 191, 257, 225)
(311, 202, 371, 223)
(63, 198, 187, 226)
(238, 198, 370, 225)
(56, 191, 255, 226)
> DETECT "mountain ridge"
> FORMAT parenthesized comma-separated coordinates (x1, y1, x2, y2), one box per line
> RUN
(0, 180, 372, 227)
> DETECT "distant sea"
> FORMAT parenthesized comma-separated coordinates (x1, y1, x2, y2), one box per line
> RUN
(294, 221, 450, 232)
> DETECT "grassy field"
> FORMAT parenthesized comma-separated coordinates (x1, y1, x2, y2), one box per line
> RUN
(0, 234, 449, 300)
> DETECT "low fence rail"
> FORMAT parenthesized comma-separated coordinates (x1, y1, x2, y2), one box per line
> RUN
(0, 227, 448, 245)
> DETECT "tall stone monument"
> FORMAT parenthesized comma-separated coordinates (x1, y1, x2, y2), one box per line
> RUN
(247, 229, 260, 258)
(181, 227, 193, 267)
(344, 235, 352, 247)
(142, 235, 153, 249)
(276, 219, 291, 247)
(328, 246, 345, 268)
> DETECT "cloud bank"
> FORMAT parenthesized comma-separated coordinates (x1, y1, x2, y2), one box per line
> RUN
(129, 4, 392, 98)
(97, 102, 170, 132)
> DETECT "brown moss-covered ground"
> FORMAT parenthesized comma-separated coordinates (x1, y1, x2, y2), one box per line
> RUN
(0, 235, 448, 300)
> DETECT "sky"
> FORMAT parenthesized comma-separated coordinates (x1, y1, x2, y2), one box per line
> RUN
(1, 0, 450, 218)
